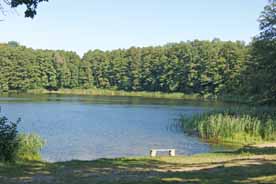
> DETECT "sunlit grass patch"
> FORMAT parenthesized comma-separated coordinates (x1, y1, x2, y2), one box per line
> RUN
(28, 88, 202, 100)
(0, 146, 275, 184)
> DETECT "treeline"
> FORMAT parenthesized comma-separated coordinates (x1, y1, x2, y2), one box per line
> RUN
(0, 1, 275, 103)
(0, 43, 82, 91)
(0, 40, 249, 96)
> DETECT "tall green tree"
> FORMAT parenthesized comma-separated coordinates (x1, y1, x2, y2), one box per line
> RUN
(245, 0, 276, 103)
(259, 0, 276, 40)
(0, 40, 248, 96)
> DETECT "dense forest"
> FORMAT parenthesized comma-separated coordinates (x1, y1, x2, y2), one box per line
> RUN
(0, 1, 275, 103)
(0, 40, 248, 95)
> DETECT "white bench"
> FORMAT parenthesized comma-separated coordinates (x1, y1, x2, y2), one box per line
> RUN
(150, 149, 176, 157)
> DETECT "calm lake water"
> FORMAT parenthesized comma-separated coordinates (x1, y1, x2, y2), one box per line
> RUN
(0, 94, 234, 162)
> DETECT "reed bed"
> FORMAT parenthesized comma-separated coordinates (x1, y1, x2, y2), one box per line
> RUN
(181, 107, 276, 145)
(26, 89, 251, 104)
(27, 88, 201, 100)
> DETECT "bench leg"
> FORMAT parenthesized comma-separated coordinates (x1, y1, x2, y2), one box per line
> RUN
(150, 150, 157, 157)
(169, 150, 176, 157)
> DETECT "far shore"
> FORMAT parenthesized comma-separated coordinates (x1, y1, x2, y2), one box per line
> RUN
(21, 88, 249, 103)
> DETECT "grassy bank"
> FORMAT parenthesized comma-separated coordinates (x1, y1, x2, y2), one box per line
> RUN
(181, 107, 276, 145)
(27, 88, 202, 100)
(0, 146, 275, 184)
(26, 88, 250, 103)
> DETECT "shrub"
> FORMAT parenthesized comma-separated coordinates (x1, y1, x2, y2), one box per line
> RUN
(0, 115, 20, 162)
(0, 110, 45, 162)
(16, 134, 45, 161)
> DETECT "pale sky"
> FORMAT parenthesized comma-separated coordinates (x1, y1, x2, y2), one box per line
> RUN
(0, 0, 268, 55)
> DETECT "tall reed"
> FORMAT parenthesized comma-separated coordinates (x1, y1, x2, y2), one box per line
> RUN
(28, 88, 201, 100)
(181, 107, 276, 144)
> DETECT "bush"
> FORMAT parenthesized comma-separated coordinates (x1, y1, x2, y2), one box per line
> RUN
(0, 111, 45, 162)
(0, 115, 20, 162)
(16, 134, 45, 161)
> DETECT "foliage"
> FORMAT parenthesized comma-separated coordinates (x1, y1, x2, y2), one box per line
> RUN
(16, 133, 45, 161)
(0, 1, 275, 105)
(181, 107, 276, 144)
(0, 113, 20, 162)
(259, 0, 276, 40)
(0, 40, 249, 97)
(243, 0, 276, 104)
(7, 41, 19, 48)
(0, 111, 44, 162)
(245, 40, 276, 104)
(0, 0, 48, 18)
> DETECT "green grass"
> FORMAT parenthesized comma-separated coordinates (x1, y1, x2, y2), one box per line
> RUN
(27, 88, 202, 100)
(27, 88, 250, 102)
(0, 88, 246, 104)
(0, 146, 275, 184)
(16, 134, 45, 161)
(181, 107, 276, 145)
(25, 88, 251, 104)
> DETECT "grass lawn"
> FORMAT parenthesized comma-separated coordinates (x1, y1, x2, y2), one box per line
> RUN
(0, 146, 276, 184)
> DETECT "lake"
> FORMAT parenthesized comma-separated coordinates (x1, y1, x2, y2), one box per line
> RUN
(0, 94, 234, 162)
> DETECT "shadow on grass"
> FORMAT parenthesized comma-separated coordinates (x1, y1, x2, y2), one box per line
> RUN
(0, 147, 275, 184)
(233, 146, 276, 155)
